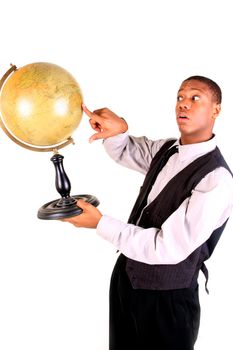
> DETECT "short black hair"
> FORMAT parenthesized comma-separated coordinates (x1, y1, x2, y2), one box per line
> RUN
(182, 75, 222, 104)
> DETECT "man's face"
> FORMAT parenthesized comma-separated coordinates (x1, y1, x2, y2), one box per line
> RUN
(175, 79, 221, 144)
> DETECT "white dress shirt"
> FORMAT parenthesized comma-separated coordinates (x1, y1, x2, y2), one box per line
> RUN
(97, 133, 233, 265)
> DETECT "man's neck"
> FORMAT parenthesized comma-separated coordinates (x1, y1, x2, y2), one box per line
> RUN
(180, 133, 214, 145)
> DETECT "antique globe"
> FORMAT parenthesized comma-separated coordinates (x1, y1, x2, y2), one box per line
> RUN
(0, 62, 99, 219)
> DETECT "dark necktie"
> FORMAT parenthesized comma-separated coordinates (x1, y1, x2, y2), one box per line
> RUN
(154, 145, 178, 176)
(143, 144, 178, 205)
(128, 144, 178, 224)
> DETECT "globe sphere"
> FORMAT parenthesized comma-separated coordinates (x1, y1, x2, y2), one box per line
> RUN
(0, 62, 83, 147)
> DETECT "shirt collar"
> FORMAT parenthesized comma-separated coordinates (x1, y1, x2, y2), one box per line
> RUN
(173, 135, 217, 162)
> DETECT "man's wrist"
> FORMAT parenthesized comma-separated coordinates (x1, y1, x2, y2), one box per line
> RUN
(120, 117, 128, 133)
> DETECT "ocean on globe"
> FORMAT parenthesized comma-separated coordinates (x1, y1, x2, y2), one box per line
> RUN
(0, 62, 83, 147)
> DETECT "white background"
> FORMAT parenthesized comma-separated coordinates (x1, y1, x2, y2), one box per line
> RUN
(0, 0, 232, 349)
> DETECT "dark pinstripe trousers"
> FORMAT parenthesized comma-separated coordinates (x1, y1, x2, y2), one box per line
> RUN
(109, 255, 200, 350)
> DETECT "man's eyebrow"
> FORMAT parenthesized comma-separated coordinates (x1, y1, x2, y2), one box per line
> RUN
(178, 87, 205, 93)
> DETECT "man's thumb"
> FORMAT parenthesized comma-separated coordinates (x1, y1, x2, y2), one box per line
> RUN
(89, 132, 103, 143)
(76, 199, 88, 209)
(89, 131, 111, 143)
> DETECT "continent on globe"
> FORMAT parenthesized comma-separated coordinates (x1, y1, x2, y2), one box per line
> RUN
(0, 62, 83, 147)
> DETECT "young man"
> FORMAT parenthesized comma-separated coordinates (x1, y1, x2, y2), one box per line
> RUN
(63, 76, 233, 350)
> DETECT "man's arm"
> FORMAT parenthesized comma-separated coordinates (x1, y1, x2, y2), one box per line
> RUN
(96, 167, 233, 264)
(63, 167, 233, 265)
(83, 104, 168, 174)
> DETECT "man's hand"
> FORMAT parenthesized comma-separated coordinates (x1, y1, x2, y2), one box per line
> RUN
(82, 104, 128, 142)
(61, 199, 103, 228)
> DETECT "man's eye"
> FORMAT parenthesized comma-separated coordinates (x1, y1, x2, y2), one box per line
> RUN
(192, 95, 200, 101)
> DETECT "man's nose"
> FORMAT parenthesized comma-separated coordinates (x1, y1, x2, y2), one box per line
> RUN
(178, 99, 190, 110)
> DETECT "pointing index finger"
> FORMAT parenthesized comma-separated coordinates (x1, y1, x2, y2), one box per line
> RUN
(82, 104, 103, 125)
(82, 103, 93, 118)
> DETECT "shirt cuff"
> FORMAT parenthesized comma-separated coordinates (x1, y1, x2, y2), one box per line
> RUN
(96, 215, 128, 245)
(103, 131, 129, 145)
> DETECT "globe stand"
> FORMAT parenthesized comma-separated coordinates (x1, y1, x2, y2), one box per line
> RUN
(38, 152, 100, 220)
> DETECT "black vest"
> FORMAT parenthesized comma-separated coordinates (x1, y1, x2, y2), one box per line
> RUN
(125, 139, 232, 290)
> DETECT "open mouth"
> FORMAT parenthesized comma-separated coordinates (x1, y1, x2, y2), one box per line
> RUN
(178, 115, 189, 119)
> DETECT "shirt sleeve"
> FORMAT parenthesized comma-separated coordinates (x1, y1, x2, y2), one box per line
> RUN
(96, 167, 233, 265)
(103, 132, 168, 174)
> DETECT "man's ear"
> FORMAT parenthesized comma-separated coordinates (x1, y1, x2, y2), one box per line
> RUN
(212, 103, 221, 119)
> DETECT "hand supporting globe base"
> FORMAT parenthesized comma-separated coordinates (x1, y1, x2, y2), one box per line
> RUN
(37, 153, 100, 220)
